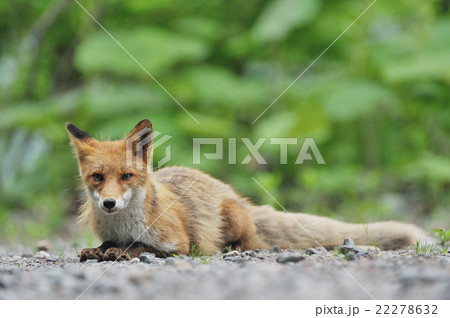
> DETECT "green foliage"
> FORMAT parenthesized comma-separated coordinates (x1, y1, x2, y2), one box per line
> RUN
(252, 0, 321, 42)
(332, 246, 344, 258)
(0, 0, 449, 242)
(363, 222, 379, 249)
(433, 228, 450, 253)
(75, 27, 209, 77)
(55, 247, 66, 258)
(73, 247, 80, 257)
(189, 243, 209, 264)
(413, 239, 436, 255)
(189, 243, 204, 258)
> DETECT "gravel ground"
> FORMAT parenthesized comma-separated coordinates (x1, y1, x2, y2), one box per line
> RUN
(0, 244, 449, 300)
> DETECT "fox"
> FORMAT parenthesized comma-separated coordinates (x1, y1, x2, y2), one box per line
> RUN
(66, 119, 429, 262)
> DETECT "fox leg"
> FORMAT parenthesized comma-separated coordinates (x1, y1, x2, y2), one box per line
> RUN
(79, 241, 117, 262)
(103, 242, 170, 261)
(220, 199, 257, 251)
(103, 247, 133, 261)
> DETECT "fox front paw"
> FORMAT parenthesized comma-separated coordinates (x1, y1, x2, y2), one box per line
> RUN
(103, 247, 131, 261)
(79, 248, 104, 262)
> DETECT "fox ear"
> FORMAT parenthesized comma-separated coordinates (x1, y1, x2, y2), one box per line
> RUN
(66, 123, 97, 163)
(125, 119, 153, 170)
(66, 123, 93, 142)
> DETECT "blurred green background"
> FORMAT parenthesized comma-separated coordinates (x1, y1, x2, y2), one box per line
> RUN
(0, 0, 449, 247)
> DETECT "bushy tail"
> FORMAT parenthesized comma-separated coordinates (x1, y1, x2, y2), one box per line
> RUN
(250, 205, 430, 250)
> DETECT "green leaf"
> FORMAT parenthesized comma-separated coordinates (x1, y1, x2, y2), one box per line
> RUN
(185, 65, 269, 110)
(254, 105, 330, 142)
(382, 51, 450, 83)
(405, 154, 450, 184)
(75, 27, 209, 77)
(322, 81, 397, 121)
(172, 17, 222, 41)
(252, 0, 321, 42)
(175, 112, 237, 137)
(83, 80, 167, 118)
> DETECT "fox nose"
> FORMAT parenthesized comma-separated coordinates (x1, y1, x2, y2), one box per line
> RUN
(103, 199, 116, 210)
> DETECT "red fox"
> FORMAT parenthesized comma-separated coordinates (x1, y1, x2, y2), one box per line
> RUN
(66, 119, 429, 262)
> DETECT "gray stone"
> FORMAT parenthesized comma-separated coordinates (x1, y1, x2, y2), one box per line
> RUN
(139, 252, 157, 264)
(47, 257, 58, 262)
(165, 257, 175, 265)
(86, 259, 98, 263)
(34, 251, 50, 259)
(345, 251, 356, 261)
(223, 250, 240, 258)
(343, 238, 356, 247)
(224, 256, 247, 264)
(241, 250, 256, 257)
(305, 248, 320, 255)
(269, 246, 282, 254)
(338, 238, 368, 257)
(338, 245, 368, 257)
(275, 252, 305, 264)
(129, 258, 140, 264)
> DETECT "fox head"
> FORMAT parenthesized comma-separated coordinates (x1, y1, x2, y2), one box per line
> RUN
(66, 119, 153, 214)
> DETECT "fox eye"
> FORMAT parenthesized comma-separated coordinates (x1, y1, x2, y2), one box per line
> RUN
(92, 173, 103, 182)
(121, 173, 133, 181)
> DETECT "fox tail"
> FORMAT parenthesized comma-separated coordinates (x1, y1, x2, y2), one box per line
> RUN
(250, 205, 431, 250)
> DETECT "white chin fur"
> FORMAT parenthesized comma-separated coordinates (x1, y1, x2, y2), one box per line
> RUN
(91, 187, 177, 253)
(88, 188, 134, 214)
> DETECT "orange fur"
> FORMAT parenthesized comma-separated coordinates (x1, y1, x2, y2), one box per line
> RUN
(67, 120, 431, 261)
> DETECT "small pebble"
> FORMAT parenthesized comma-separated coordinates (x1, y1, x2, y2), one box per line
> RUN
(222, 251, 240, 258)
(343, 238, 356, 247)
(86, 259, 98, 264)
(275, 252, 305, 264)
(139, 252, 157, 264)
(338, 238, 368, 257)
(130, 258, 140, 264)
(269, 246, 282, 254)
(241, 250, 256, 257)
(305, 248, 319, 255)
(345, 251, 356, 261)
(34, 251, 50, 259)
